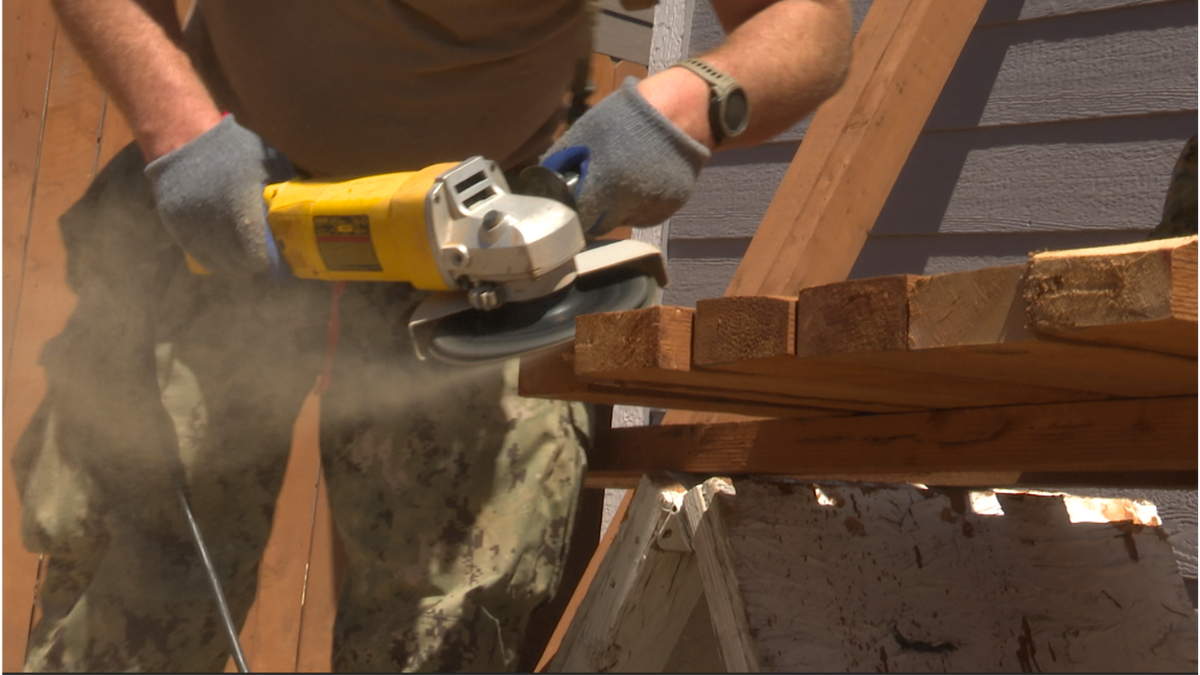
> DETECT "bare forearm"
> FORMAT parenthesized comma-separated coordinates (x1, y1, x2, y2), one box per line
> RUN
(639, 0, 852, 149)
(51, 0, 222, 160)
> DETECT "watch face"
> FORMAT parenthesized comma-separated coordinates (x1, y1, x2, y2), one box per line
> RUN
(721, 88, 750, 136)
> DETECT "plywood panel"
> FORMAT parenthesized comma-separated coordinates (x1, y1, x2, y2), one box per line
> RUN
(2, 30, 107, 673)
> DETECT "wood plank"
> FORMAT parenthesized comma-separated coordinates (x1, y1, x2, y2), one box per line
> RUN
(2, 32, 108, 673)
(521, 340, 877, 417)
(725, 0, 988, 298)
(1025, 236, 1198, 357)
(586, 53, 616, 107)
(586, 397, 1198, 481)
(294, 468, 344, 673)
(573, 306, 917, 413)
(2, 0, 57, 395)
(545, 476, 705, 672)
(223, 393, 322, 673)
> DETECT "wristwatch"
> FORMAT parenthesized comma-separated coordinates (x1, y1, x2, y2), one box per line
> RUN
(673, 58, 750, 145)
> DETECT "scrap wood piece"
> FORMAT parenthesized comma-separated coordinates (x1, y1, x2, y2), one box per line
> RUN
(710, 479, 1197, 673)
(584, 396, 1198, 483)
(1025, 235, 1198, 357)
(694, 264, 1196, 399)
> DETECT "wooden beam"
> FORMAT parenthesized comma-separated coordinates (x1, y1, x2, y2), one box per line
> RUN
(1025, 236, 1198, 357)
(586, 397, 1198, 482)
(726, 0, 989, 298)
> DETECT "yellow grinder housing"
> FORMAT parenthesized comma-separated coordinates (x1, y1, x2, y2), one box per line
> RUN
(264, 162, 458, 290)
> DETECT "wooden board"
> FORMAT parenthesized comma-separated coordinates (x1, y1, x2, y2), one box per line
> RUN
(585, 396, 1198, 483)
(572, 304, 1076, 412)
(725, 0, 989, 299)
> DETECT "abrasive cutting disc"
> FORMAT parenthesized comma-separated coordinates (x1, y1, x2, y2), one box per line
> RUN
(427, 267, 658, 364)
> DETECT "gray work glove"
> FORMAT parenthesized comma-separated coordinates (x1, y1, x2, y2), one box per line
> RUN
(543, 77, 711, 236)
(145, 115, 295, 275)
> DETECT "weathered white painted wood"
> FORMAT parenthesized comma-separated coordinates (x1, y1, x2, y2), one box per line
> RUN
(548, 475, 705, 673)
(929, 4, 1197, 129)
(681, 478, 761, 672)
(720, 480, 1197, 672)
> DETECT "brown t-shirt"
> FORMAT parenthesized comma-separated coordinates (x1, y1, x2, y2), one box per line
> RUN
(184, 0, 589, 176)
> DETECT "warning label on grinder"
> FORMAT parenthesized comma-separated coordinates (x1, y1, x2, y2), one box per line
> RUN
(314, 215, 382, 272)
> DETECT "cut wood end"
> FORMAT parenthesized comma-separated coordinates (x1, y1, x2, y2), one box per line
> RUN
(795, 275, 915, 357)
(575, 306, 694, 374)
(693, 295, 798, 365)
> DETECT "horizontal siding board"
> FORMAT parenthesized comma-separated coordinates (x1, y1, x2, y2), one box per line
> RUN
(979, 0, 1174, 25)
(598, 0, 655, 24)
(671, 112, 1195, 241)
(670, 142, 795, 240)
(595, 11, 653, 63)
(929, 1, 1197, 129)
(876, 113, 1197, 236)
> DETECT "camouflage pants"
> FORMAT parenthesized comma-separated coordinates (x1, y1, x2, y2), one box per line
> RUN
(12, 143, 591, 672)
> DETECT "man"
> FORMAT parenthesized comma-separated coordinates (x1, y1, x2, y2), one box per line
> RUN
(14, 0, 850, 671)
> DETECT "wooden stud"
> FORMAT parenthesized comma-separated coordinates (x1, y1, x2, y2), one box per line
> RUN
(725, 0, 989, 298)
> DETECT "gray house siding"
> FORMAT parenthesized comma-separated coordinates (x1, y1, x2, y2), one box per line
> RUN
(664, 0, 1197, 307)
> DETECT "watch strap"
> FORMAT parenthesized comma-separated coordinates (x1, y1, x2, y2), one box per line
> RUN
(673, 58, 746, 143)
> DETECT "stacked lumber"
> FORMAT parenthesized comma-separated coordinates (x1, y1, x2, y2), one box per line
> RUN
(519, 237, 1197, 485)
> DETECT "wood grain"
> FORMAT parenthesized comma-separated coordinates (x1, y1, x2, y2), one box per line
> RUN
(803, 263, 1197, 398)
(726, 0, 989, 298)
(588, 397, 1198, 481)
(1025, 235, 1198, 357)
(520, 342, 856, 419)
(3, 0, 57, 391)
(545, 478, 703, 672)
(2, 31, 107, 672)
